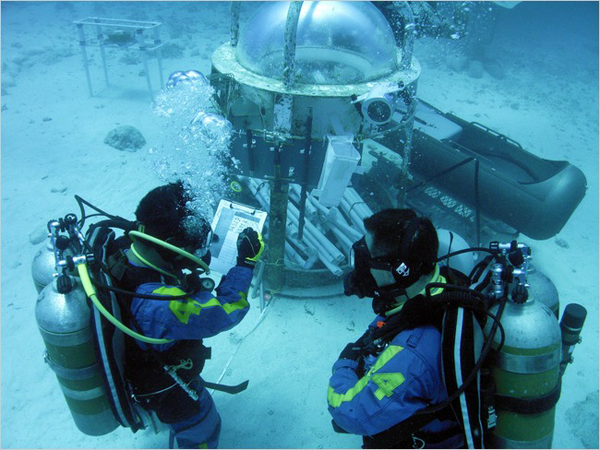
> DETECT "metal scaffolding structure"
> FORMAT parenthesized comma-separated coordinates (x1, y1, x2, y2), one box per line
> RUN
(74, 17, 165, 101)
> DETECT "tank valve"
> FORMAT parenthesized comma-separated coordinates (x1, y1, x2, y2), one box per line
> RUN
(511, 283, 528, 304)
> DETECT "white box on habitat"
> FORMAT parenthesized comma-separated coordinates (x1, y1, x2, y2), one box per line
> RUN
(313, 135, 361, 207)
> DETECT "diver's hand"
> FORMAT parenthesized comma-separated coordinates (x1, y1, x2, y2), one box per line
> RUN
(236, 227, 264, 268)
(338, 342, 363, 362)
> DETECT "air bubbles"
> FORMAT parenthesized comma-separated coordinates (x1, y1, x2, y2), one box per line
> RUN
(148, 70, 231, 222)
(189, 111, 233, 147)
(166, 70, 210, 89)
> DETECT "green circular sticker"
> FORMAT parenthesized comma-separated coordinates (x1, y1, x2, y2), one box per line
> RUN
(230, 180, 242, 192)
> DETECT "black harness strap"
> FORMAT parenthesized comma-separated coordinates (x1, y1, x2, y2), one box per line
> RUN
(441, 306, 485, 449)
(110, 240, 249, 399)
(361, 405, 459, 448)
(359, 270, 490, 449)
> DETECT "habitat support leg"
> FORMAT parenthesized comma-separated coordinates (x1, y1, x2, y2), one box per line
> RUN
(95, 23, 110, 87)
(266, 159, 289, 292)
(396, 171, 409, 208)
(397, 83, 418, 207)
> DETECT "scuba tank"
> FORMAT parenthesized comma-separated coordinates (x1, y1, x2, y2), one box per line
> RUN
(35, 216, 119, 436)
(32, 217, 81, 293)
(440, 238, 586, 448)
(436, 228, 478, 276)
(36, 276, 119, 436)
(526, 265, 559, 318)
(481, 242, 565, 448)
(32, 237, 60, 292)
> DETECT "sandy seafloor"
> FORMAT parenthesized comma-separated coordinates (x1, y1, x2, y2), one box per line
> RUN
(1, 1, 598, 448)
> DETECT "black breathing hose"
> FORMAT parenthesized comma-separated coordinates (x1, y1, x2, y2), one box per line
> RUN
(411, 284, 507, 416)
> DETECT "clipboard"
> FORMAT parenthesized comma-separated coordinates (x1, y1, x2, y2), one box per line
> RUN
(209, 199, 268, 275)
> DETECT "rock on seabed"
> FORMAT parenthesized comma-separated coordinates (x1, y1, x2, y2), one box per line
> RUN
(104, 125, 146, 152)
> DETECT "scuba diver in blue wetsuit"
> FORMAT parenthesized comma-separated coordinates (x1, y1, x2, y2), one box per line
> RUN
(328, 208, 486, 449)
(114, 181, 264, 448)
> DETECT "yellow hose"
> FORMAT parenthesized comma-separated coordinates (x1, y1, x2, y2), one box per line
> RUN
(128, 230, 210, 274)
(77, 263, 173, 345)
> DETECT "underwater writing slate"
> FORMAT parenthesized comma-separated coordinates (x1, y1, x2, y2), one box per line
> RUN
(209, 199, 267, 275)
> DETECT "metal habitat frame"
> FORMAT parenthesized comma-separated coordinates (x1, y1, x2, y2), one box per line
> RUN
(74, 17, 165, 101)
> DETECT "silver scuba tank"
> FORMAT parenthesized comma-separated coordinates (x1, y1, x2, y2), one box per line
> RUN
(436, 229, 478, 276)
(34, 214, 119, 436)
(526, 265, 559, 318)
(32, 237, 58, 293)
(35, 274, 119, 436)
(32, 218, 81, 293)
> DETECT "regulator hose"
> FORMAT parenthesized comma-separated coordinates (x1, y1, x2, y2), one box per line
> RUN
(412, 284, 507, 416)
(77, 262, 173, 345)
(129, 230, 210, 274)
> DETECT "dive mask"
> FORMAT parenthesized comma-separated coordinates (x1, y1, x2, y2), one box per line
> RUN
(349, 236, 423, 290)
(168, 226, 214, 269)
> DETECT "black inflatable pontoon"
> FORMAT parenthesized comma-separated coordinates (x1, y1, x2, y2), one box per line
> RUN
(378, 100, 587, 240)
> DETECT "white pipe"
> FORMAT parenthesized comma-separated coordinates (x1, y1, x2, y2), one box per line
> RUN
(306, 194, 360, 242)
(287, 202, 344, 264)
(344, 187, 373, 220)
(307, 194, 330, 216)
(287, 236, 318, 269)
(246, 178, 270, 208)
(251, 260, 266, 300)
(327, 223, 353, 255)
(287, 213, 338, 266)
(289, 184, 317, 220)
(325, 208, 363, 242)
(350, 189, 373, 220)
(248, 177, 324, 269)
(285, 242, 307, 267)
(340, 196, 366, 234)
(245, 176, 343, 273)
(301, 230, 342, 276)
(342, 190, 369, 221)
(287, 211, 341, 266)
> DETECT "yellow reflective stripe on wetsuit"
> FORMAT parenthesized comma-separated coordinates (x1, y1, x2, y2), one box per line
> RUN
(328, 344, 406, 408)
(153, 286, 249, 325)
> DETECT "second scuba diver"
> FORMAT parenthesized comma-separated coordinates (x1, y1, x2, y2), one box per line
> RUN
(328, 208, 485, 448)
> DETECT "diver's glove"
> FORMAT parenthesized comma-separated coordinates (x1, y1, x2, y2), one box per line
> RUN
(236, 227, 265, 269)
(338, 341, 364, 362)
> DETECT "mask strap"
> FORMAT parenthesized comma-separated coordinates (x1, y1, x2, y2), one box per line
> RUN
(398, 216, 422, 266)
